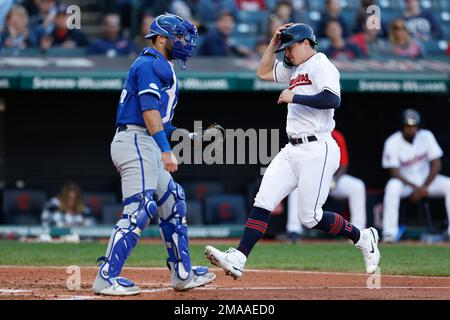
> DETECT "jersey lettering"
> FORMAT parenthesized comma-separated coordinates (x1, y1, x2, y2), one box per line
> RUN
(289, 73, 312, 90)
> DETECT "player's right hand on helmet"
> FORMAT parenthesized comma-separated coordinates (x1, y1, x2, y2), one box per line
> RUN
(162, 151, 178, 173)
(270, 23, 294, 47)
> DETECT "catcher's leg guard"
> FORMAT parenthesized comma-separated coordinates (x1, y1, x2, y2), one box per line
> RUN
(97, 190, 157, 282)
(158, 179, 192, 280)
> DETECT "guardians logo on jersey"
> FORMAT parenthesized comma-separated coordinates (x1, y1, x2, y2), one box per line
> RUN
(289, 73, 312, 90)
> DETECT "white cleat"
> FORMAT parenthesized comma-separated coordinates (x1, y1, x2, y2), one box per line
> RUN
(168, 262, 216, 292)
(204, 246, 247, 280)
(92, 276, 141, 296)
(172, 270, 216, 292)
(356, 227, 381, 274)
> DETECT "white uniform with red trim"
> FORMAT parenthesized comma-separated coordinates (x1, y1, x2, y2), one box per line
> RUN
(254, 52, 342, 228)
(382, 129, 450, 239)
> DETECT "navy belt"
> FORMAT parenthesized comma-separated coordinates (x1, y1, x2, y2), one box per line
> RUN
(288, 135, 318, 145)
(117, 124, 149, 134)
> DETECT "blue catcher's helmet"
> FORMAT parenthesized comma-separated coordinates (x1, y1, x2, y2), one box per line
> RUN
(145, 13, 198, 69)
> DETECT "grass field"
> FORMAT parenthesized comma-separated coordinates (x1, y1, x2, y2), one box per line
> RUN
(0, 240, 449, 277)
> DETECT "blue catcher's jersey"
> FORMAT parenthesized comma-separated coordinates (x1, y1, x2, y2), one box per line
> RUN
(115, 47, 178, 134)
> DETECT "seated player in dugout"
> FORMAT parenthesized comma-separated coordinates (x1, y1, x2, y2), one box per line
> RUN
(205, 23, 380, 280)
(286, 129, 367, 242)
(382, 109, 450, 242)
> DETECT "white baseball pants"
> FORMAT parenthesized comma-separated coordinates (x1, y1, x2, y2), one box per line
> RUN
(254, 132, 340, 229)
(382, 175, 450, 239)
(287, 174, 367, 233)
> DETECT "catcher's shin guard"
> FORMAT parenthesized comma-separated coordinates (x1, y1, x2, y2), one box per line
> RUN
(158, 179, 192, 280)
(97, 190, 157, 282)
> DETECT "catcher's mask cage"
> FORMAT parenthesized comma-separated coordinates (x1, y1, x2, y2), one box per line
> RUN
(145, 13, 199, 70)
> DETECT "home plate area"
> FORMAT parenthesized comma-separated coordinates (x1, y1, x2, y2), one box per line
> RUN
(0, 266, 449, 300)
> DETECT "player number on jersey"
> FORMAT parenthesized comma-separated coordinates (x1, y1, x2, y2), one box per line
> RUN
(120, 89, 127, 104)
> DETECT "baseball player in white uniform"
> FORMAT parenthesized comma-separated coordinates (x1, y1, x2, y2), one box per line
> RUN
(287, 129, 367, 241)
(204, 23, 380, 278)
(382, 109, 450, 242)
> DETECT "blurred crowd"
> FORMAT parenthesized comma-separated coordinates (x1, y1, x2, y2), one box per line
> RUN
(0, 0, 449, 59)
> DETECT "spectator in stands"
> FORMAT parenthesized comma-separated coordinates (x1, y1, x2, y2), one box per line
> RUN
(0, 0, 14, 32)
(197, 10, 251, 57)
(267, 13, 283, 37)
(134, 12, 154, 51)
(0, 5, 39, 50)
(402, 0, 443, 41)
(87, 13, 136, 57)
(41, 182, 95, 228)
(170, 0, 195, 20)
(349, 16, 389, 57)
(28, 0, 58, 33)
(388, 18, 424, 59)
(40, 7, 89, 51)
(197, 0, 238, 23)
(236, 0, 266, 11)
(323, 18, 364, 60)
(22, 0, 40, 19)
(316, 0, 349, 39)
(255, 36, 268, 58)
(272, 0, 294, 24)
(113, 0, 194, 32)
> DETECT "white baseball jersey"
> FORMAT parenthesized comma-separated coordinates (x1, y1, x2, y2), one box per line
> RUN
(273, 52, 340, 137)
(382, 129, 444, 185)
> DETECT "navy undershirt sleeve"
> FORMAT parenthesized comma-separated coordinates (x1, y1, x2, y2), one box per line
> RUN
(292, 89, 341, 110)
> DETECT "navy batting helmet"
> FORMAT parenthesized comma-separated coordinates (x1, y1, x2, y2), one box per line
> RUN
(275, 23, 318, 53)
(402, 109, 421, 126)
(145, 13, 198, 68)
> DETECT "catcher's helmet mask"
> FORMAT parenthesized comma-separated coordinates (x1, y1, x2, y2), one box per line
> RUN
(145, 13, 198, 69)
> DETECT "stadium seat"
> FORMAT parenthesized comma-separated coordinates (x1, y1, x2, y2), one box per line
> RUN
(341, 10, 359, 33)
(235, 10, 269, 35)
(387, 0, 404, 9)
(265, 0, 278, 10)
(101, 203, 123, 225)
(237, 10, 268, 24)
(316, 38, 331, 51)
(204, 194, 247, 225)
(439, 0, 450, 10)
(45, 48, 88, 57)
(230, 34, 259, 50)
(182, 181, 224, 202)
(398, 198, 439, 238)
(0, 47, 41, 57)
(443, 25, 450, 38)
(308, 1, 326, 11)
(186, 200, 204, 225)
(381, 9, 403, 25)
(84, 192, 117, 220)
(423, 39, 448, 55)
(2, 189, 47, 224)
(308, 11, 322, 24)
(346, 0, 362, 9)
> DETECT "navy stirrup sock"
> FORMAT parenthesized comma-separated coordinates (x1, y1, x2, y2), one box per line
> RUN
(237, 207, 271, 257)
(313, 211, 361, 244)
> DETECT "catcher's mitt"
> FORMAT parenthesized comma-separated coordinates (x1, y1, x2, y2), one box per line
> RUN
(205, 123, 226, 137)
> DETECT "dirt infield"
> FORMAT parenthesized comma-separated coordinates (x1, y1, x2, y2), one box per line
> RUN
(0, 266, 449, 300)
